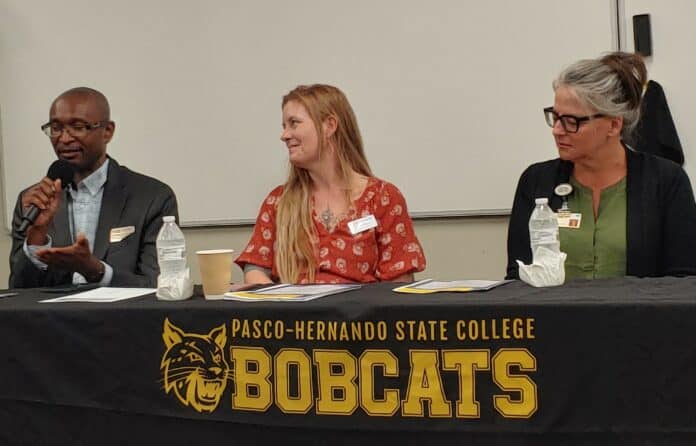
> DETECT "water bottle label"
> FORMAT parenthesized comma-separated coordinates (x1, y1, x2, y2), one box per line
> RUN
(159, 247, 185, 261)
(530, 227, 558, 244)
(533, 234, 557, 243)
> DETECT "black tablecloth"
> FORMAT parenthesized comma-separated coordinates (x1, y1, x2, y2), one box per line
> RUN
(1, 277, 695, 445)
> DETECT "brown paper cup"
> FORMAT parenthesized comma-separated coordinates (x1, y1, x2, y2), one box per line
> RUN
(196, 249, 235, 299)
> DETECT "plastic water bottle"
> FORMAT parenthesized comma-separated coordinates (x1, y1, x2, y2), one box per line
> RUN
(157, 216, 186, 276)
(156, 216, 192, 299)
(529, 198, 560, 260)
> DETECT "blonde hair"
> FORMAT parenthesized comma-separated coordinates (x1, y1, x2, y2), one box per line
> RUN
(275, 84, 373, 283)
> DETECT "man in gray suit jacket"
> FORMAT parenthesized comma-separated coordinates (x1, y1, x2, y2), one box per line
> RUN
(9, 87, 178, 288)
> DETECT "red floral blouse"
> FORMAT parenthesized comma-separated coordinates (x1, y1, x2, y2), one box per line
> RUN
(235, 178, 426, 283)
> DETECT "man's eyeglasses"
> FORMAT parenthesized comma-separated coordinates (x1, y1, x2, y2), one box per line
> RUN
(40, 121, 109, 139)
(543, 107, 605, 133)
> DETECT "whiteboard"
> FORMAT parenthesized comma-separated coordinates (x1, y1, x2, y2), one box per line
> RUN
(0, 0, 616, 227)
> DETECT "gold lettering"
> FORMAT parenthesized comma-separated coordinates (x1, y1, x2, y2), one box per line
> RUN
(453, 318, 537, 342)
(402, 350, 452, 417)
(442, 350, 490, 418)
(241, 321, 251, 339)
(492, 349, 537, 418)
(313, 350, 358, 415)
(439, 320, 448, 341)
(456, 320, 466, 340)
(526, 318, 535, 339)
(502, 318, 511, 339)
(490, 318, 500, 340)
(275, 349, 313, 414)
(416, 321, 428, 341)
(339, 323, 349, 341)
(327, 321, 337, 340)
(230, 319, 241, 338)
(295, 320, 304, 340)
(480, 320, 489, 340)
(377, 321, 388, 341)
(231, 347, 272, 411)
(359, 350, 400, 416)
(406, 320, 416, 339)
(364, 322, 374, 341)
(252, 319, 261, 339)
(351, 322, 362, 341)
(468, 320, 479, 340)
(512, 318, 524, 339)
(316, 321, 325, 341)
(395, 321, 405, 341)
(306, 320, 315, 341)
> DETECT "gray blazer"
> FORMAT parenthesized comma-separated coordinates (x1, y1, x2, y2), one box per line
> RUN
(9, 157, 178, 288)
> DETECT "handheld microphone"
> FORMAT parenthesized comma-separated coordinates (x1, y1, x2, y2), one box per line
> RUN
(18, 160, 75, 233)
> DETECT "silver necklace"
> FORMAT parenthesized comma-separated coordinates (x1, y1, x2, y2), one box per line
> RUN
(320, 206, 335, 229)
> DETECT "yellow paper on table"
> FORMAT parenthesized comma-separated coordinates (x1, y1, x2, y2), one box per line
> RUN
(229, 291, 303, 300)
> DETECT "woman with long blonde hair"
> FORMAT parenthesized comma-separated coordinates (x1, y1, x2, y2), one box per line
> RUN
(236, 84, 426, 284)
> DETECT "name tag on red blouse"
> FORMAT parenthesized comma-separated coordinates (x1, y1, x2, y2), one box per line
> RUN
(348, 214, 378, 235)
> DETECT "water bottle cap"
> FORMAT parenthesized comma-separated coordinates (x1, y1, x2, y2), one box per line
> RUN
(534, 198, 548, 205)
(163, 216, 176, 223)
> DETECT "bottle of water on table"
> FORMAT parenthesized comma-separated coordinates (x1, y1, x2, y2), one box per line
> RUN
(528, 198, 560, 261)
(156, 216, 192, 300)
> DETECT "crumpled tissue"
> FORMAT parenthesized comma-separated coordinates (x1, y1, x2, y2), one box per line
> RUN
(156, 267, 194, 300)
(516, 246, 567, 287)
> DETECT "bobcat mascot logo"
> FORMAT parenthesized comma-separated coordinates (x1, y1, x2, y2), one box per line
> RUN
(160, 318, 231, 413)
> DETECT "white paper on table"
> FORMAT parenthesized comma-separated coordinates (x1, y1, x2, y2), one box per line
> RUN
(40, 287, 156, 303)
(413, 279, 507, 290)
(393, 278, 513, 294)
(224, 283, 361, 302)
(257, 284, 353, 295)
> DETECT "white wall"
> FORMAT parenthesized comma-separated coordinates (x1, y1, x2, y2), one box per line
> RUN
(622, 0, 696, 187)
(0, 0, 616, 226)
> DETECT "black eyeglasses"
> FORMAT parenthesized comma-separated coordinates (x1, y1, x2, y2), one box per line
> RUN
(40, 121, 109, 139)
(543, 107, 605, 133)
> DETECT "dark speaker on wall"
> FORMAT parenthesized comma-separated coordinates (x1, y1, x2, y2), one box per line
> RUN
(633, 14, 652, 57)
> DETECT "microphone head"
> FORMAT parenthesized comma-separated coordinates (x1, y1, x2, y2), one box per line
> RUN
(46, 159, 76, 187)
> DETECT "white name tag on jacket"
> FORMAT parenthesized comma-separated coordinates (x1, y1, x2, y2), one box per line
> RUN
(347, 215, 378, 235)
(557, 213, 582, 229)
(110, 226, 135, 243)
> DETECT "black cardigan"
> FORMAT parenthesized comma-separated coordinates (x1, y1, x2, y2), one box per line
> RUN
(506, 148, 696, 279)
(631, 80, 684, 165)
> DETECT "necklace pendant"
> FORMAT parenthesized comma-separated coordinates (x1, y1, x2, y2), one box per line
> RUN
(321, 208, 333, 228)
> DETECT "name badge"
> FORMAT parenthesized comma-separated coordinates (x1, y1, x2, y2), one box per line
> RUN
(557, 213, 582, 229)
(347, 214, 378, 235)
(110, 226, 135, 243)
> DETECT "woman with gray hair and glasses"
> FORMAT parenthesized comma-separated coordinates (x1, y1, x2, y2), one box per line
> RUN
(506, 52, 696, 281)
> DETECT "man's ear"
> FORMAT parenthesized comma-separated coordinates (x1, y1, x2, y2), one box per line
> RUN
(103, 121, 116, 144)
(322, 115, 338, 139)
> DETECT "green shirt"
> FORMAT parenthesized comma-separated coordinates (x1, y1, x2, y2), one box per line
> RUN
(559, 176, 627, 280)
